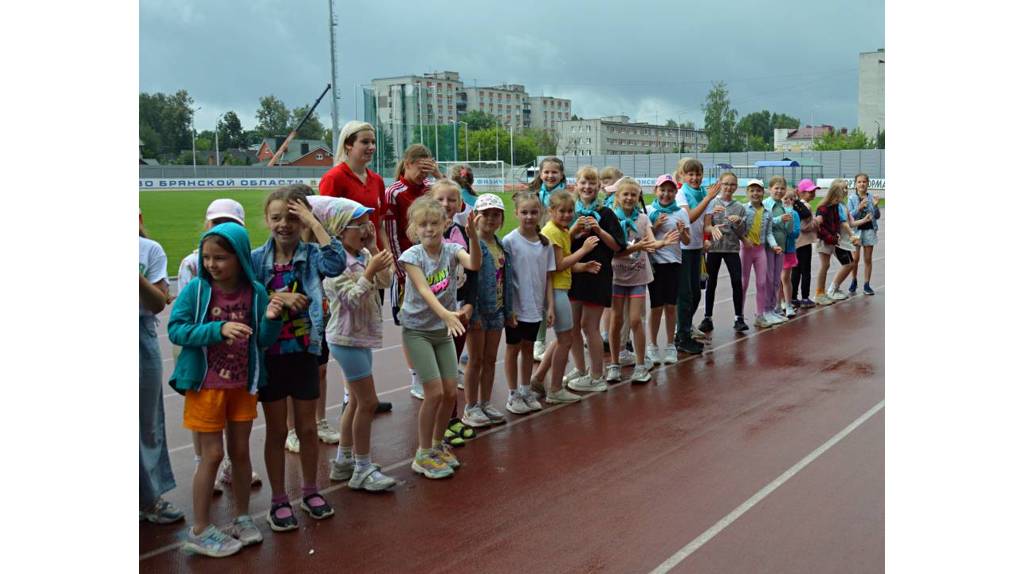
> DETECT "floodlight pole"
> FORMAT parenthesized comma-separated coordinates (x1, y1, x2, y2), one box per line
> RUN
(328, 0, 341, 154)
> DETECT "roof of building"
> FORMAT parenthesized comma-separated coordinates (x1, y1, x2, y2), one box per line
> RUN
(785, 126, 834, 140)
(259, 138, 331, 164)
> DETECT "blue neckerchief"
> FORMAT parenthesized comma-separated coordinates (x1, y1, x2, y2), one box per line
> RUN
(539, 181, 565, 207)
(647, 200, 681, 224)
(613, 205, 640, 238)
(574, 198, 602, 225)
(603, 194, 616, 209)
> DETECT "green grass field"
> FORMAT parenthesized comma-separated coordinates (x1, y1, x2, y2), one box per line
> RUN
(140, 189, 881, 275)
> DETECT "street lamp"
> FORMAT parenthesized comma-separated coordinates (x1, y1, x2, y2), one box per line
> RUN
(191, 106, 202, 176)
(214, 112, 225, 166)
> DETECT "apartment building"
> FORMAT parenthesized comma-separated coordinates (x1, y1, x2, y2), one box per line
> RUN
(556, 116, 707, 156)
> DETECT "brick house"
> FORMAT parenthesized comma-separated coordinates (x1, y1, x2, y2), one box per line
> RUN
(773, 125, 837, 152)
(256, 137, 333, 166)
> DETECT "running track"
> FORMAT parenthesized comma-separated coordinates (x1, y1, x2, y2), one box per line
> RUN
(140, 223, 884, 573)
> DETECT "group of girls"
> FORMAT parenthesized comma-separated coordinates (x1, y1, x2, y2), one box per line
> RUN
(139, 122, 879, 559)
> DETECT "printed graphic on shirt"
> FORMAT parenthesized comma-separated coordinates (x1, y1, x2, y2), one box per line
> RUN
(266, 263, 311, 354)
(426, 266, 451, 295)
(205, 289, 251, 388)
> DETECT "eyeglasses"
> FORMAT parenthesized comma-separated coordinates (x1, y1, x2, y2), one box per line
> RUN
(344, 222, 373, 231)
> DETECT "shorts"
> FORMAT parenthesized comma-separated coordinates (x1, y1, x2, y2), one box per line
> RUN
(402, 327, 458, 384)
(833, 247, 852, 265)
(471, 308, 505, 331)
(328, 344, 373, 382)
(551, 289, 573, 333)
(612, 284, 647, 298)
(259, 352, 321, 403)
(857, 228, 878, 247)
(647, 263, 681, 308)
(184, 388, 258, 432)
(317, 339, 330, 366)
(505, 321, 541, 345)
(783, 252, 798, 269)
(816, 240, 836, 255)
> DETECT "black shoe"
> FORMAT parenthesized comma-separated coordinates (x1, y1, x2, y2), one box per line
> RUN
(625, 340, 634, 353)
(733, 318, 749, 332)
(375, 401, 392, 414)
(698, 317, 714, 333)
(675, 338, 703, 355)
(602, 338, 610, 353)
(300, 493, 335, 520)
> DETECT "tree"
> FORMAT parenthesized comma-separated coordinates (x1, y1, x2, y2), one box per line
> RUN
(702, 82, 740, 152)
(291, 105, 325, 140)
(736, 110, 801, 150)
(139, 89, 194, 156)
(876, 130, 885, 149)
(323, 128, 333, 151)
(462, 110, 500, 131)
(255, 95, 290, 137)
(812, 128, 875, 150)
(216, 111, 244, 149)
(195, 130, 214, 152)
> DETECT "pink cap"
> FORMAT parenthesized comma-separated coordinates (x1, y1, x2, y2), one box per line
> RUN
(654, 174, 676, 189)
(797, 179, 819, 193)
(206, 198, 245, 225)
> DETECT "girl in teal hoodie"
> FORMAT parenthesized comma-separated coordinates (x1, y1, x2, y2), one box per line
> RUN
(168, 222, 284, 558)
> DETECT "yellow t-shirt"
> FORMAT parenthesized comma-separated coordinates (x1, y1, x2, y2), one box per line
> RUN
(485, 239, 505, 311)
(746, 206, 763, 246)
(541, 220, 572, 290)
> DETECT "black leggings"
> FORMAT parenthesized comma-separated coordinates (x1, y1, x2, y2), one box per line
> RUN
(791, 244, 813, 300)
(705, 252, 743, 317)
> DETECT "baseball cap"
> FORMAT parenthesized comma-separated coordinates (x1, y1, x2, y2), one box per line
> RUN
(797, 179, 820, 193)
(206, 198, 245, 225)
(746, 179, 765, 189)
(654, 174, 676, 189)
(474, 193, 505, 212)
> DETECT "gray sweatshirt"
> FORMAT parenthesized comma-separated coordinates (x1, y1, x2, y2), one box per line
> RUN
(706, 198, 748, 253)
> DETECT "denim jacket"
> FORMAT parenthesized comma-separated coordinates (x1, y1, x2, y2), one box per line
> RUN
(743, 204, 778, 249)
(251, 236, 346, 354)
(848, 193, 881, 231)
(470, 237, 514, 321)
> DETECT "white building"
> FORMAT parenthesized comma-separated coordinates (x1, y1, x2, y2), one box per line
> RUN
(556, 116, 707, 156)
(527, 96, 572, 132)
(773, 125, 836, 152)
(858, 49, 885, 136)
(462, 84, 527, 129)
(370, 71, 464, 157)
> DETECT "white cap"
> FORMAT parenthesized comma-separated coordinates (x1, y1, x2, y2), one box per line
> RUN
(746, 179, 765, 189)
(206, 198, 245, 225)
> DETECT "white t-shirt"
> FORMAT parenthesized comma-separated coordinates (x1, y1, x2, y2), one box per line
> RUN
(177, 250, 199, 295)
(644, 205, 689, 264)
(502, 229, 555, 323)
(675, 195, 705, 250)
(139, 236, 168, 316)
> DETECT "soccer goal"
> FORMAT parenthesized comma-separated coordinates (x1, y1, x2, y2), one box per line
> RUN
(436, 160, 507, 193)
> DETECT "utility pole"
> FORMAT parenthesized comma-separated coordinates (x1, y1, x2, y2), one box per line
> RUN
(191, 106, 201, 176)
(327, 0, 341, 154)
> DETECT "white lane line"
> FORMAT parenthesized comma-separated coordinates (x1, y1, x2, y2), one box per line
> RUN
(648, 399, 885, 574)
(143, 285, 884, 562)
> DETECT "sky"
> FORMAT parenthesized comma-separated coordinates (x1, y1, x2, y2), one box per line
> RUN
(140, 0, 884, 137)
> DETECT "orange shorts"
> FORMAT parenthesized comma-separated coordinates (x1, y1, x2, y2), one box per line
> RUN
(183, 388, 258, 433)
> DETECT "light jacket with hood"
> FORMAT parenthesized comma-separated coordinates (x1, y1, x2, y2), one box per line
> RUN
(323, 248, 393, 349)
(168, 223, 283, 395)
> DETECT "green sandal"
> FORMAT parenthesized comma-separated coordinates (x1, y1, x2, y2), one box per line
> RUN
(443, 429, 466, 447)
(447, 419, 475, 440)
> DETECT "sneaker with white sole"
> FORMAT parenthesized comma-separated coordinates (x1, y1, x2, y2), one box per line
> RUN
(631, 365, 652, 383)
(815, 293, 835, 306)
(785, 304, 797, 318)
(349, 464, 397, 491)
(183, 524, 242, 558)
(645, 347, 661, 367)
(523, 389, 543, 411)
(605, 363, 622, 382)
(568, 374, 608, 392)
(562, 367, 585, 385)
(412, 451, 453, 479)
(317, 419, 340, 444)
(329, 458, 355, 481)
(618, 350, 636, 367)
(829, 290, 849, 301)
(225, 515, 263, 546)
(480, 402, 506, 424)
(661, 345, 678, 364)
(754, 315, 772, 328)
(533, 340, 547, 361)
(140, 497, 185, 524)
(410, 374, 424, 399)
(461, 405, 492, 428)
(285, 429, 300, 453)
(214, 461, 262, 493)
(506, 391, 531, 414)
(436, 443, 461, 470)
(545, 388, 582, 404)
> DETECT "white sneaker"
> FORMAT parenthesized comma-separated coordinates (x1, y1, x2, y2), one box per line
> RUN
(522, 389, 543, 411)
(770, 311, 788, 324)
(480, 402, 506, 424)
(754, 315, 772, 328)
(457, 367, 464, 390)
(461, 405, 491, 428)
(785, 304, 797, 318)
(562, 367, 585, 385)
(317, 419, 340, 444)
(661, 346, 678, 364)
(533, 340, 546, 361)
(506, 392, 531, 414)
(645, 347, 661, 367)
(544, 388, 582, 404)
(568, 374, 608, 393)
(829, 290, 849, 301)
(410, 374, 424, 400)
(618, 350, 636, 367)
(285, 429, 300, 453)
(815, 293, 835, 306)
(631, 365, 652, 383)
(605, 363, 622, 382)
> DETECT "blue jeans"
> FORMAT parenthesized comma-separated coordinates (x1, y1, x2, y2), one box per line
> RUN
(139, 315, 175, 509)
